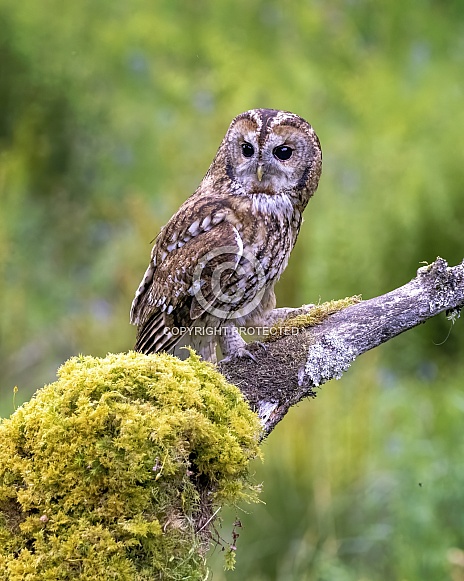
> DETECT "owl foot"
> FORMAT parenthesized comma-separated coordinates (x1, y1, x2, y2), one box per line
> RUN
(218, 324, 261, 363)
(221, 347, 258, 364)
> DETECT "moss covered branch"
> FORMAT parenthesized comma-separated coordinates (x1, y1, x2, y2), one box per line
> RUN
(219, 257, 464, 436)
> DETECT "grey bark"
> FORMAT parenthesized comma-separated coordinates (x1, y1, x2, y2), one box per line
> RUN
(218, 257, 464, 437)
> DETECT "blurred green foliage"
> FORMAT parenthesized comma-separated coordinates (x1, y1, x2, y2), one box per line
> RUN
(0, 0, 463, 579)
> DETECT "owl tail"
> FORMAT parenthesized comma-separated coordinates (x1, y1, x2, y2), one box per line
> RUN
(134, 310, 218, 363)
(134, 310, 180, 355)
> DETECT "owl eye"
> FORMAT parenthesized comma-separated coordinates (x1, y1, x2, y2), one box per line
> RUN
(241, 142, 255, 158)
(273, 145, 293, 161)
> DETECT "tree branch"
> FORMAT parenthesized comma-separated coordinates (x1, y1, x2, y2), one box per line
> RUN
(218, 257, 464, 437)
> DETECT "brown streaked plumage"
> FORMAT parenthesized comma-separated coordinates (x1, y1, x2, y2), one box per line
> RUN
(131, 108, 322, 362)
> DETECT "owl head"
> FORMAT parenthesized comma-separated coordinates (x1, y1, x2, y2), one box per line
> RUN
(209, 108, 322, 207)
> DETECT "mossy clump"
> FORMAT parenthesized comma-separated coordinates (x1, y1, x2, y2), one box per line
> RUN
(0, 351, 262, 580)
(267, 296, 363, 341)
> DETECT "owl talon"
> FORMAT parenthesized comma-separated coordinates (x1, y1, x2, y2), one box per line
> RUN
(254, 341, 267, 352)
(221, 347, 258, 364)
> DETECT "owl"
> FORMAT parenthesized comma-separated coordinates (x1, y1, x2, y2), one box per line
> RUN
(130, 108, 322, 362)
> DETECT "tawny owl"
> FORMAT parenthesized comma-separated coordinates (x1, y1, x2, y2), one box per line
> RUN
(131, 108, 322, 362)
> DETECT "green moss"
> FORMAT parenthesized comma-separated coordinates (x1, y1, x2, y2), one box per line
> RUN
(0, 352, 262, 580)
(267, 296, 362, 341)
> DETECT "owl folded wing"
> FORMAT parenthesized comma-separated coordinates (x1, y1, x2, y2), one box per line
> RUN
(132, 219, 251, 354)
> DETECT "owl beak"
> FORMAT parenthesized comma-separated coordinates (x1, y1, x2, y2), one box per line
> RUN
(257, 164, 264, 182)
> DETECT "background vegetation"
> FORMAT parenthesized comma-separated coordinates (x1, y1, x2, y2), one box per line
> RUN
(0, 0, 463, 579)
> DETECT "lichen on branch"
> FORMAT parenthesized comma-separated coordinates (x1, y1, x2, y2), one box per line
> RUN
(219, 257, 464, 435)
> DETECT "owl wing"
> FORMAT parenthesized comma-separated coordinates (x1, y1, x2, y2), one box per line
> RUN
(131, 214, 246, 355)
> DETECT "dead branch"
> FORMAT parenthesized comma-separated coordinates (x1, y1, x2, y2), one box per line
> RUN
(218, 257, 464, 437)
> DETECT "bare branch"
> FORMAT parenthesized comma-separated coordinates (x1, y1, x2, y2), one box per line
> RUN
(218, 257, 464, 437)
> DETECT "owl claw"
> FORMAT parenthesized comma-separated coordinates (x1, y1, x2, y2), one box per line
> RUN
(254, 341, 267, 352)
(221, 340, 268, 363)
(221, 347, 258, 364)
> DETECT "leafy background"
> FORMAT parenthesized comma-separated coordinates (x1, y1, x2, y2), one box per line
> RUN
(1, 0, 463, 579)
